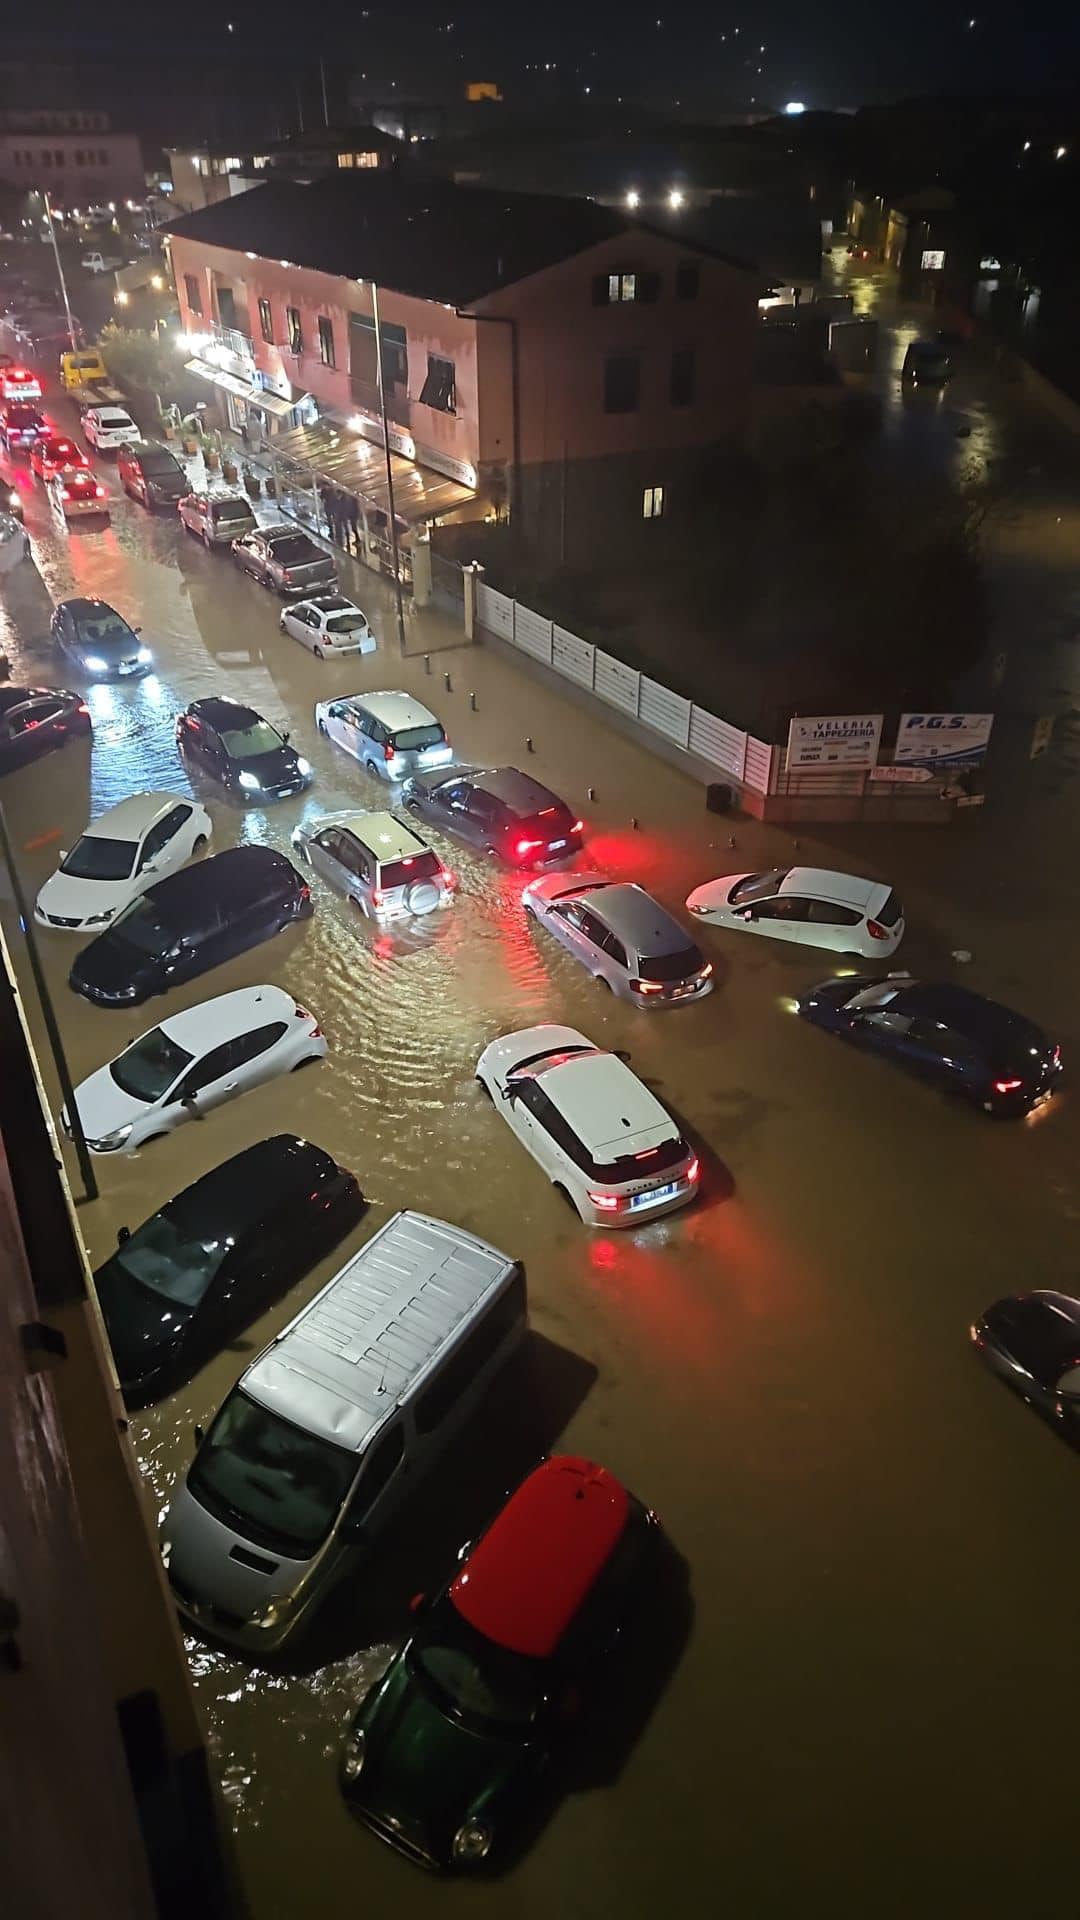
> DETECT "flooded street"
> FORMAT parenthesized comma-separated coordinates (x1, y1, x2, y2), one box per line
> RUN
(4, 395, 1080, 1920)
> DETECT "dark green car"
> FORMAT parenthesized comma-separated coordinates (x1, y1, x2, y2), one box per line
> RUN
(339, 1455, 660, 1869)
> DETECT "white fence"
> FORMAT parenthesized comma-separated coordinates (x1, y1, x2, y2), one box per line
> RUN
(475, 581, 774, 795)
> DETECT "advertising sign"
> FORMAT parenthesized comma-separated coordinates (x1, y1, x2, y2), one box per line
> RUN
(895, 713, 994, 769)
(787, 713, 882, 770)
(921, 248, 945, 271)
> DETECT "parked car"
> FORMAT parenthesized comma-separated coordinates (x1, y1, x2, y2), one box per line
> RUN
(405, 765, 583, 867)
(176, 696, 313, 802)
(0, 686, 90, 776)
(68, 844, 313, 1007)
(93, 1136, 364, 1404)
(686, 866, 904, 959)
(118, 441, 189, 508)
(340, 1456, 663, 1870)
(231, 524, 337, 596)
(82, 405, 141, 453)
(0, 401, 47, 452)
(63, 983, 326, 1156)
(523, 873, 711, 1006)
(47, 466, 110, 523)
(35, 792, 211, 932)
(798, 976, 1061, 1116)
(476, 1022, 699, 1226)
(292, 810, 455, 920)
(971, 1292, 1080, 1426)
(0, 365, 42, 404)
(902, 339, 951, 385)
(51, 597, 151, 678)
(279, 593, 375, 658)
(318, 691, 451, 783)
(177, 488, 256, 548)
(81, 250, 124, 273)
(30, 432, 89, 483)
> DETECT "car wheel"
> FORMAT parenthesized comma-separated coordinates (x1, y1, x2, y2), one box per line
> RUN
(138, 1133, 169, 1148)
(317, 716, 328, 735)
(348, 894, 368, 918)
(313, 646, 324, 660)
(291, 1053, 320, 1071)
(475, 1074, 493, 1102)
(192, 834, 207, 854)
(595, 974, 612, 990)
(553, 1182, 582, 1218)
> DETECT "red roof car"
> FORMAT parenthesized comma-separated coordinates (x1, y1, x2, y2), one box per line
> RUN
(30, 433, 89, 483)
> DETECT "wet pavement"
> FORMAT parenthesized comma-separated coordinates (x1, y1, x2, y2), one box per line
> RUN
(3, 379, 1080, 1920)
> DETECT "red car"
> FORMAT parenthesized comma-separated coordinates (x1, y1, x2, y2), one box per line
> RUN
(30, 433, 90, 484)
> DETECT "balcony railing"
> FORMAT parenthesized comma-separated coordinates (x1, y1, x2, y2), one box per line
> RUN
(210, 320, 254, 361)
(349, 373, 410, 428)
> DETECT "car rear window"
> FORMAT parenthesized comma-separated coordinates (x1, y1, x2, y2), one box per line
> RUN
(213, 499, 252, 522)
(588, 1134, 689, 1185)
(7, 405, 42, 427)
(391, 723, 446, 752)
(100, 410, 133, 426)
(875, 890, 903, 928)
(515, 806, 573, 842)
(380, 850, 443, 889)
(638, 945, 705, 983)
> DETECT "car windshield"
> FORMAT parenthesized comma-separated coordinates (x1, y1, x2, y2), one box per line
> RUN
(393, 723, 446, 753)
(111, 896, 173, 957)
(220, 720, 284, 759)
(410, 1597, 546, 1736)
(61, 833, 137, 881)
(638, 945, 705, 983)
(268, 535, 316, 564)
(380, 850, 442, 888)
(74, 610, 133, 649)
(846, 983, 903, 1012)
(324, 613, 367, 633)
(729, 868, 790, 905)
(113, 1210, 231, 1309)
(188, 1392, 356, 1559)
(109, 1025, 193, 1102)
(138, 449, 180, 475)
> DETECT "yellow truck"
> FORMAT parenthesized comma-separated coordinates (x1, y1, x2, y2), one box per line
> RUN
(59, 350, 125, 408)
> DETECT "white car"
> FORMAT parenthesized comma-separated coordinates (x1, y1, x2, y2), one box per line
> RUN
(62, 984, 326, 1155)
(475, 1022, 699, 1228)
(82, 406, 140, 452)
(81, 251, 124, 273)
(686, 865, 904, 959)
(35, 792, 211, 933)
(279, 594, 376, 659)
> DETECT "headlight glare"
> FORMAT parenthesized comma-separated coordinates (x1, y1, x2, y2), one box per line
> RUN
(295, 756, 311, 777)
(238, 771, 260, 791)
(452, 1819, 493, 1864)
(341, 1725, 366, 1781)
(84, 654, 107, 671)
(137, 646, 152, 664)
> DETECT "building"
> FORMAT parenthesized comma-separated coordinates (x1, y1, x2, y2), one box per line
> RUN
(164, 171, 759, 564)
(167, 127, 398, 215)
(0, 124, 144, 203)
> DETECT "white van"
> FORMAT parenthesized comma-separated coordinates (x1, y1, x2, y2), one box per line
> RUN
(161, 1212, 525, 1651)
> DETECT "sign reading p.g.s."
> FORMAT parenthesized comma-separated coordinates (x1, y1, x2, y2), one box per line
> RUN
(895, 713, 994, 769)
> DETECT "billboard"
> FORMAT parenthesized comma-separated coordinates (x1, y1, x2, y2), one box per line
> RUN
(787, 713, 883, 770)
(895, 713, 994, 769)
(921, 249, 945, 271)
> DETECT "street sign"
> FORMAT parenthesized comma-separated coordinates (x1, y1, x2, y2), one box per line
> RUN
(1030, 715, 1055, 759)
(787, 713, 883, 769)
(895, 712, 994, 769)
(869, 765, 933, 784)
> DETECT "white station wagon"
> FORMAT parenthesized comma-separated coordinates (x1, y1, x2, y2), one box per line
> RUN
(686, 866, 905, 959)
(35, 792, 211, 932)
(476, 1022, 699, 1227)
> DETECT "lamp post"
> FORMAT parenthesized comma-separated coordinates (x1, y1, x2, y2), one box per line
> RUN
(371, 279, 408, 657)
(42, 190, 78, 353)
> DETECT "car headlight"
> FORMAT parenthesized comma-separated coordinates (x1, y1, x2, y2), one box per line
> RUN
(84, 654, 107, 672)
(248, 1598, 284, 1631)
(452, 1819, 493, 1865)
(88, 1123, 132, 1150)
(84, 909, 115, 924)
(137, 646, 152, 664)
(238, 771, 260, 791)
(7, 489, 19, 508)
(341, 1725, 366, 1782)
(295, 756, 311, 778)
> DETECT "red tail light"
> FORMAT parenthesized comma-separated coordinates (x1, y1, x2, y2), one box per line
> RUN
(588, 1191, 622, 1210)
(77, 703, 90, 716)
(993, 1078, 1023, 1094)
(384, 741, 395, 761)
(299, 883, 311, 900)
(443, 869, 456, 888)
(687, 1157, 700, 1183)
(538, 805, 557, 817)
(635, 1147, 660, 1160)
(631, 979, 664, 995)
(571, 819, 584, 834)
(866, 919, 889, 940)
(371, 888, 383, 907)
(1053, 1045, 1062, 1066)
(516, 838, 543, 857)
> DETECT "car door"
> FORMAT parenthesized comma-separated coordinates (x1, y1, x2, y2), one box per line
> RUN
(423, 776, 464, 830)
(170, 1036, 248, 1123)
(199, 724, 227, 783)
(307, 826, 351, 893)
(506, 1076, 561, 1176)
(804, 897, 864, 955)
(458, 784, 499, 848)
(322, 701, 356, 758)
(286, 605, 314, 649)
(745, 895, 813, 944)
(1, 701, 60, 769)
(549, 898, 606, 973)
(136, 804, 195, 885)
(225, 1018, 291, 1097)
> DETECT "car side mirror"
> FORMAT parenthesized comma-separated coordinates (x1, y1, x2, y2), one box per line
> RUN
(193, 1423, 205, 1447)
(501, 1083, 516, 1102)
(614, 1048, 631, 1064)
(133, 625, 142, 635)
(282, 730, 291, 744)
(117, 1224, 130, 1245)
(738, 908, 755, 921)
(409, 1590, 426, 1614)
(58, 847, 68, 862)
(180, 1092, 199, 1112)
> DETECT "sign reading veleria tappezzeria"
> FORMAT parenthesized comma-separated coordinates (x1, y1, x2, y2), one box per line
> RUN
(894, 712, 994, 769)
(786, 713, 883, 769)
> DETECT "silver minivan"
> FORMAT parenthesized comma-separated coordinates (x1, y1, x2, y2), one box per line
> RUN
(178, 489, 257, 548)
(160, 1212, 525, 1652)
(314, 690, 453, 783)
(291, 809, 456, 919)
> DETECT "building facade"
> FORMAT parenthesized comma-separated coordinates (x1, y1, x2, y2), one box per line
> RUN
(0, 127, 144, 202)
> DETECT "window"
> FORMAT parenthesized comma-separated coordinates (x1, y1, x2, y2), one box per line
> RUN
(414, 1272, 525, 1433)
(609, 271, 637, 303)
(642, 486, 664, 520)
(183, 273, 203, 318)
(337, 152, 355, 168)
(676, 261, 700, 300)
(418, 353, 455, 413)
(139, 805, 191, 869)
(670, 346, 695, 406)
(604, 352, 640, 414)
(40, 150, 52, 167)
(286, 306, 303, 354)
(755, 896, 811, 921)
(348, 311, 407, 389)
(806, 900, 861, 926)
(352, 1423, 404, 1512)
(54, 150, 65, 167)
(258, 298, 273, 344)
(75, 149, 84, 165)
(358, 150, 378, 168)
(317, 316, 336, 368)
(600, 929, 628, 969)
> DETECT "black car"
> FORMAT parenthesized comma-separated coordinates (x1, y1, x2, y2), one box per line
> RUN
(118, 441, 190, 508)
(69, 844, 313, 1007)
(972, 1291, 1080, 1426)
(176, 696, 313, 802)
(403, 766, 584, 867)
(798, 976, 1061, 1117)
(0, 685, 91, 775)
(51, 596, 151, 679)
(93, 1135, 365, 1403)
(0, 402, 47, 452)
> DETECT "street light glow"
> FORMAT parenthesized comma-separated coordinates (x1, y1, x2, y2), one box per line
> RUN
(668, 188, 685, 209)
(1055, 145, 1067, 159)
(626, 189, 640, 209)
(784, 101, 806, 115)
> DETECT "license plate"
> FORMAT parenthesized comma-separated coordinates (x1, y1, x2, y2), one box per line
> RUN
(549, 838, 567, 851)
(424, 748, 452, 764)
(630, 1181, 679, 1210)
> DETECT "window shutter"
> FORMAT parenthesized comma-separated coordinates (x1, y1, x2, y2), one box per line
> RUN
(638, 271, 661, 303)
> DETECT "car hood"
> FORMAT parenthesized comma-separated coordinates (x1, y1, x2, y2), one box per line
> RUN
(234, 745, 300, 785)
(38, 869, 135, 920)
(75, 637, 138, 665)
(69, 1057, 153, 1138)
(686, 875, 742, 913)
(353, 1655, 534, 1855)
(93, 1258, 192, 1387)
(70, 926, 161, 997)
(407, 764, 482, 799)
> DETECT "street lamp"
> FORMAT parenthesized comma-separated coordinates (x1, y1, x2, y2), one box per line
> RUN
(668, 188, 685, 209)
(41, 190, 78, 352)
(626, 188, 641, 209)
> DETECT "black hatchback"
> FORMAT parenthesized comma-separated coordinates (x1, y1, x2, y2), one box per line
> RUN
(403, 765, 584, 867)
(118, 441, 190, 508)
(94, 1135, 365, 1403)
(176, 696, 313, 802)
(68, 844, 313, 1006)
(0, 685, 90, 774)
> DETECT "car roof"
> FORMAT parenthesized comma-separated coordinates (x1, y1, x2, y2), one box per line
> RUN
(576, 881, 693, 956)
(95, 407, 133, 420)
(155, 982, 295, 1050)
(264, 524, 315, 544)
(470, 766, 561, 812)
(127, 440, 179, 458)
(189, 695, 262, 728)
(83, 792, 186, 841)
(304, 594, 355, 611)
(534, 1048, 678, 1153)
(148, 1135, 339, 1247)
(342, 690, 440, 729)
(59, 596, 125, 620)
(781, 867, 886, 911)
(147, 843, 290, 913)
(449, 1456, 630, 1659)
(334, 810, 431, 862)
(896, 983, 1047, 1053)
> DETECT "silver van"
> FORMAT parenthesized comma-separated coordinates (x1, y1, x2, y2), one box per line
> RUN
(291, 809, 456, 919)
(177, 489, 257, 548)
(160, 1212, 525, 1652)
(314, 689, 452, 783)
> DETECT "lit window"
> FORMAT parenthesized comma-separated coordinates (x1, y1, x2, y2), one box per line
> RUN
(337, 152, 354, 168)
(642, 486, 664, 520)
(358, 150, 378, 168)
(607, 271, 637, 303)
(318, 315, 336, 368)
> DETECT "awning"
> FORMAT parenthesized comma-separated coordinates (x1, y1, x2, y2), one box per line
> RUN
(264, 420, 475, 526)
(184, 359, 295, 418)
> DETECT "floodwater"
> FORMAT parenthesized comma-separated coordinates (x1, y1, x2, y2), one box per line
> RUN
(4, 391, 1080, 1920)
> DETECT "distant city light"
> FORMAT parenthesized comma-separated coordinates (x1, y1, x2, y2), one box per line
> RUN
(115, 289, 129, 306)
(1055, 145, 1068, 159)
(1023, 140, 1031, 151)
(150, 273, 164, 290)
(626, 189, 640, 209)
(668, 188, 685, 209)
(784, 101, 806, 116)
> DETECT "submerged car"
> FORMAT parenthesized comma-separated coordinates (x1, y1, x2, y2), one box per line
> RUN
(35, 793, 211, 932)
(176, 696, 312, 801)
(799, 976, 1061, 1117)
(972, 1292, 1080, 1425)
(0, 686, 90, 775)
(47, 466, 111, 522)
(292, 809, 455, 919)
(118, 441, 190, 507)
(51, 597, 151, 678)
(177, 489, 257, 547)
(523, 872, 711, 1005)
(93, 1135, 363, 1403)
(405, 766, 583, 867)
(30, 432, 89, 483)
(279, 593, 376, 658)
(340, 1455, 663, 1869)
(687, 866, 904, 960)
(231, 524, 337, 596)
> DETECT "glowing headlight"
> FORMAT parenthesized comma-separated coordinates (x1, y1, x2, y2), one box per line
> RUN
(89, 1123, 132, 1150)
(7, 489, 19, 508)
(137, 646, 152, 664)
(238, 771, 260, 791)
(341, 1725, 366, 1781)
(295, 756, 311, 777)
(452, 1819, 493, 1865)
(84, 909, 115, 924)
(84, 654, 107, 672)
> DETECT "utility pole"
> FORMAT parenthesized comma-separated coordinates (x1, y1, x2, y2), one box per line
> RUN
(320, 56, 329, 128)
(43, 190, 78, 353)
(371, 279, 408, 657)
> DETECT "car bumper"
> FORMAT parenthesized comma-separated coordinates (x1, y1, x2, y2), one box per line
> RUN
(62, 500, 109, 518)
(583, 1174, 699, 1229)
(628, 975, 714, 1009)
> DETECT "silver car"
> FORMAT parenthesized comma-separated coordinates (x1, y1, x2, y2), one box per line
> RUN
(178, 489, 256, 547)
(292, 808, 454, 919)
(522, 871, 713, 1006)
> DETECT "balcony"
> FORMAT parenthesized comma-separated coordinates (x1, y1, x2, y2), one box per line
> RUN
(349, 373, 410, 428)
(209, 320, 254, 363)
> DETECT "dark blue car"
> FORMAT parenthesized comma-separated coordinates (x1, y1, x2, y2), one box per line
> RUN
(972, 1292, 1080, 1426)
(798, 975, 1061, 1117)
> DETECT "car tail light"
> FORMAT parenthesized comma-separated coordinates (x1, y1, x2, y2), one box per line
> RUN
(538, 805, 557, 817)
(77, 703, 90, 716)
(444, 869, 456, 888)
(282, 570, 295, 582)
(299, 883, 311, 901)
(516, 838, 543, 857)
(1053, 1045, 1062, 1066)
(866, 919, 890, 940)
(699, 962, 713, 979)
(371, 888, 382, 907)
(384, 741, 395, 761)
(588, 1191, 622, 1211)
(993, 1078, 1023, 1094)
(635, 1147, 660, 1160)
(95, 485, 106, 498)
(630, 979, 664, 995)
(571, 819, 584, 834)
(687, 1157, 700, 1183)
